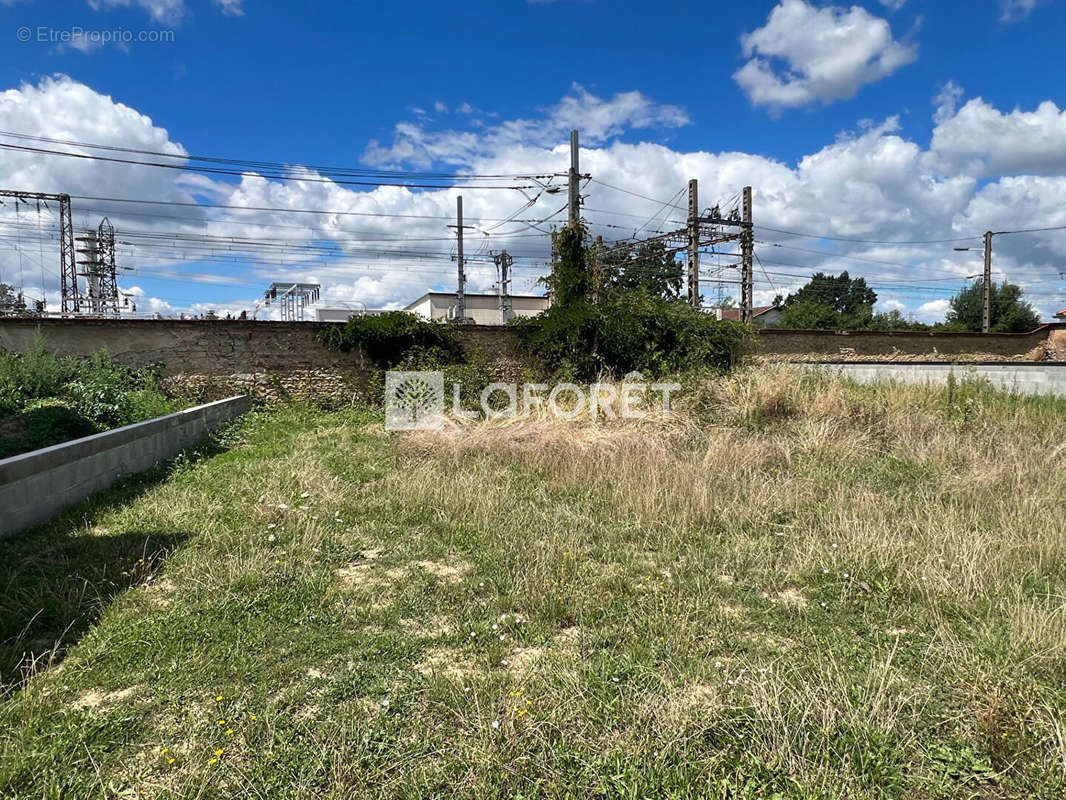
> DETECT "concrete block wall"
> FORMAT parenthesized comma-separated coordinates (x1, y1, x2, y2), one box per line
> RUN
(0, 395, 251, 538)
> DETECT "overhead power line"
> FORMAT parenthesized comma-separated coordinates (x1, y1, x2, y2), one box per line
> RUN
(0, 142, 537, 190)
(0, 129, 551, 181)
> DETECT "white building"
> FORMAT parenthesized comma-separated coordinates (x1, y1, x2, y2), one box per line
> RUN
(404, 292, 549, 325)
(315, 307, 390, 322)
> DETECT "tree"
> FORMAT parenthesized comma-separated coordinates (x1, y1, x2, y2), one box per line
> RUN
(543, 224, 592, 308)
(597, 239, 684, 301)
(946, 280, 1040, 333)
(778, 271, 877, 330)
(0, 283, 28, 316)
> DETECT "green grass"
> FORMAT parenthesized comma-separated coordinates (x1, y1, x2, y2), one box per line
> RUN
(1, 368, 1065, 798)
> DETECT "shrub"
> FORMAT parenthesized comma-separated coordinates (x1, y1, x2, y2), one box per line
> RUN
(519, 291, 755, 380)
(318, 311, 462, 368)
(0, 338, 72, 414)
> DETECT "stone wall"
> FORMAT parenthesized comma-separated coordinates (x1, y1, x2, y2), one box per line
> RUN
(1, 319, 1063, 402)
(757, 326, 1059, 361)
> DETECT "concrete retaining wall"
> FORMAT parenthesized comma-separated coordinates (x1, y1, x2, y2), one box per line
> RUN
(814, 363, 1066, 397)
(0, 395, 250, 538)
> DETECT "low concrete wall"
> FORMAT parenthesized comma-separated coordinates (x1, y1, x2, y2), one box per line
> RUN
(0, 395, 250, 538)
(814, 363, 1066, 397)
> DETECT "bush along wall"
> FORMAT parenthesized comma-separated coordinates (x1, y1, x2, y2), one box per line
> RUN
(317, 311, 463, 368)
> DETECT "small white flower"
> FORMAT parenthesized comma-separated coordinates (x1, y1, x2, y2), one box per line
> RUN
(492, 624, 498, 631)
(714, 661, 723, 669)
(463, 686, 471, 693)
(921, 576, 927, 581)
(820, 602, 828, 608)
(831, 543, 838, 549)
(498, 634, 505, 641)
(727, 679, 735, 686)
(267, 523, 276, 530)
(822, 568, 828, 574)
(470, 631, 477, 638)
(381, 698, 390, 708)
(479, 582, 485, 588)
(491, 719, 500, 729)
(843, 573, 849, 579)
(611, 676, 620, 683)
(277, 503, 288, 510)
(501, 659, 509, 666)
(268, 534, 276, 542)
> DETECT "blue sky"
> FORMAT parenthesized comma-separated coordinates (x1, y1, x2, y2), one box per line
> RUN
(0, 0, 1064, 320)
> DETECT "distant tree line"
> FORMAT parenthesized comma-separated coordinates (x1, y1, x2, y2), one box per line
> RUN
(766, 271, 1041, 333)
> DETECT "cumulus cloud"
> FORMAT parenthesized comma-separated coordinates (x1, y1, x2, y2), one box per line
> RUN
(929, 95, 1066, 177)
(734, 0, 917, 113)
(4, 77, 1066, 322)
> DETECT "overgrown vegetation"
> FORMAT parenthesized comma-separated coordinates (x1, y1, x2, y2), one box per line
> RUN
(522, 224, 755, 379)
(318, 310, 463, 368)
(2, 368, 1065, 798)
(520, 289, 754, 379)
(0, 339, 180, 457)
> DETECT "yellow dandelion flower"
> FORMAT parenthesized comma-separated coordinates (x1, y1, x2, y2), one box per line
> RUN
(208, 758, 218, 765)
(226, 729, 234, 736)
(160, 748, 168, 755)
(250, 714, 258, 721)
(215, 748, 224, 756)
(218, 719, 226, 726)
(167, 758, 176, 765)
(215, 695, 223, 702)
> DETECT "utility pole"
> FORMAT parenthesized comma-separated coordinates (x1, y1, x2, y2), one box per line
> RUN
(493, 250, 513, 323)
(593, 234, 604, 303)
(448, 195, 474, 322)
(740, 186, 754, 323)
(687, 179, 700, 308)
(983, 230, 993, 334)
(568, 129, 580, 229)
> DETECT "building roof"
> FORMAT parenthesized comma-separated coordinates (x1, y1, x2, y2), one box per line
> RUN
(1056, 308, 1066, 318)
(716, 305, 778, 320)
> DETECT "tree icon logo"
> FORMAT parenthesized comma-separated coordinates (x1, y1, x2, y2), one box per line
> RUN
(385, 371, 445, 430)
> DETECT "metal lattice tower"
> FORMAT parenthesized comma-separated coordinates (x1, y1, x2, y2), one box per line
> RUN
(0, 190, 78, 313)
(262, 282, 321, 321)
(75, 217, 121, 317)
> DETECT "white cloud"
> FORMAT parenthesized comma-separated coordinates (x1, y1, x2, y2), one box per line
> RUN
(213, 0, 244, 16)
(734, 0, 917, 113)
(916, 298, 950, 321)
(5, 77, 1066, 323)
(362, 83, 689, 169)
(86, 0, 186, 24)
(932, 80, 964, 125)
(878, 0, 906, 11)
(1000, 0, 1038, 21)
(434, 101, 448, 113)
(929, 95, 1066, 177)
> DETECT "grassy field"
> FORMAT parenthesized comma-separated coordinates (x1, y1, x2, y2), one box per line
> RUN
(1, 366, 1065, 798)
